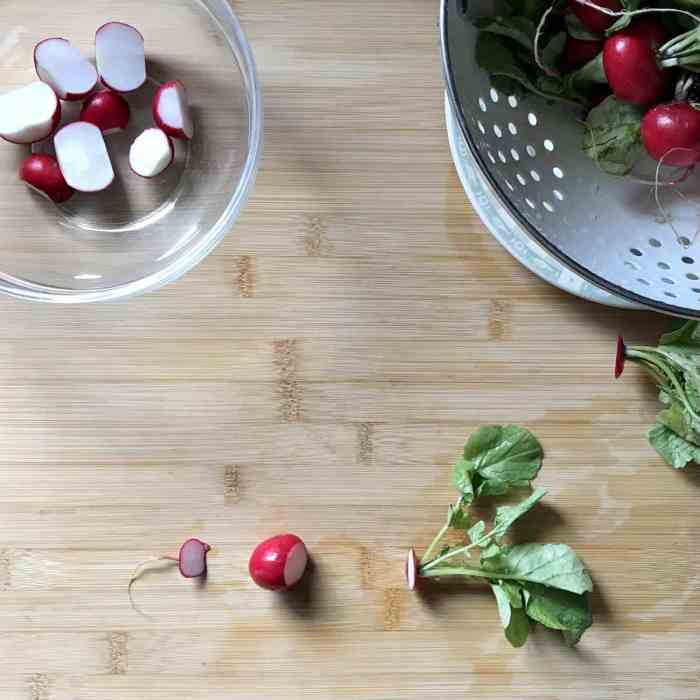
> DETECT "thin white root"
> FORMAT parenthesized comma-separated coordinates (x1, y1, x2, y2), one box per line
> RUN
(534, 3, 559, 76)
(128, 556, 178, 620)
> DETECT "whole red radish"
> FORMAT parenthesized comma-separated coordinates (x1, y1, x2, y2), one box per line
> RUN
(561, 36, 603, 72)
(406, 548, 417, 591)
(20, 154, 74, 203)
(152, 80, 194, 140)
(571, 0, 621, 34)
(249, 533, 308, 591)
(603, 18, 668, 105)
(80, 90, 131, 134)
(641, 102, 700, 167)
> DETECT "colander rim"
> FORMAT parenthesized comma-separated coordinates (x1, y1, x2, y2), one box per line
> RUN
(439, 0, 700, 319)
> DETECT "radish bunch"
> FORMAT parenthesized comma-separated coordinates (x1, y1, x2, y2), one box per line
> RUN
(2, 23, 194, 203)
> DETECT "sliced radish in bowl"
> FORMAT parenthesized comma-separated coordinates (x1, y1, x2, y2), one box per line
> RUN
(153, 80, 194, 140)
(129, 128, 174, 178)
(80, 90, 131, 134)
(20, 154, 75, 203)
(54, 121, 114, 192)
(95, 22, 146, 93)
(0, 82, 61, 144)
(34, 38, 98, 101)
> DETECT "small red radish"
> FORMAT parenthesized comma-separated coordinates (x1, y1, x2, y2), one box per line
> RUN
(570, 0, 621, 34)
(95, 22, 146, 93)
(641, 102, 700, 167)
(54, 121, 114, 192)
(249, 534, 308, 591)
(406, 548, 417, 591)
(129, 128, 174, 178)
(20, 154, 74, 203)
(80, 90, 131, 134)
(128, 538, 211, 615)
(603, 18, 668, 105)
(0, 82, 61, 145)
(561, 36, 603, 72)
(34, 37, 98, 101)
(615, 335, 626, 379)
(152, 80, 194, 140)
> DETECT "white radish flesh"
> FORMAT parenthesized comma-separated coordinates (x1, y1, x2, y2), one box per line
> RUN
(0, 82, 60, 144)
(34, 38, 98, 101)
(153, 81, 194, 140)
(129, 128, 173, 178)
(95, 22, 146, 93)
(54, 121, 114, 192)
(406, 548, 417, 591)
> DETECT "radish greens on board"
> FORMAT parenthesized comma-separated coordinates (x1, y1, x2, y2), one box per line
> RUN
(408, 425, 594, 648)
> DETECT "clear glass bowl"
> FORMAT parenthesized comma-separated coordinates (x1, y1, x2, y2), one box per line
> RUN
(0, 0, 262, 302)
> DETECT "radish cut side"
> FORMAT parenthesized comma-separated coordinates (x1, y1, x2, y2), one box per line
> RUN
(129, 128, 173, 178)
(178, 538, 211, 578)
(283, 542, 309, 588)
(54, 121, 114, 192)
(0, 82, 60, 144)
(615, 336, 626, 379)
(153, 80, 194, 140)
(95, 22, 146, 93)
(34, 38, 98, 101)
(406, 548, 417, 591)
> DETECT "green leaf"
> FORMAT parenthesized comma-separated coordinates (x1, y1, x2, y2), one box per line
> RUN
(540, 32, 567, 75)
(477, 15, 536, 51)
(565, 12, 602, 41)
(582, 96, 644, 176)
(648, 422, 700, 469)
(452, 457, 475, 502)
(439, 544, 451, 557)
(524, 584, 593, 646)
(492, 488, 547, 541)
(659, 320, 700, 347)
(482, 543, 593, 594)
(505, 606, 530, 647)
(481, 542, 503, 562)
(448, 503, 471, 530)
(468, 520, 486, 545)
(491, 584, 512, 628)
(501, 580, 524, 608)
(607, 0, 640, 33)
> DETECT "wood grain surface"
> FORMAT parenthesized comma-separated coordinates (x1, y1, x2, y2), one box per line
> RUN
(0, 1, 697, 699)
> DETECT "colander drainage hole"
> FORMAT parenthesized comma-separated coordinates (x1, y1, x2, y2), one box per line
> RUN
(664, 291, 677, 298)
(657, 262, 670, 270)
(625, 261, 640, 271)
(543, 201, 554, 212)
(526, 145, 537, 158)
(479, 97, 487, 112)
(504, 179, 515, 191)
(637, 278, 650, 285)
(648, 238, 662, 248)
(477, 120, 486, 134)
(682, 256, 695, 264)
(544, 139, 554, 151)
(525, 198, 536, 209)
(687, 273, 699, 281)
(493, 124, 503, 138)
(553, 189, 564, 201)
(508, 122, 517, 135)
(498, 150, 507, 163)
(693, 287, 700, 293)
(508, 95, 518, 108)
(528, 112, 538, 126)
(516, 173, 527, 186)
(680, 236, 691, 246)
(630, 248, 643, 256)
(530, 169, 541, 182)
(553, 167, 564, 179)
(490, 88, 499, 102)
(511, 148, 520, 161)
(661, 277, 675, 285)
(487, 152, 496, 164)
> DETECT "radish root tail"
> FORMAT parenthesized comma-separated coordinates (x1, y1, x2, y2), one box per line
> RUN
(128, 556, 178, 620)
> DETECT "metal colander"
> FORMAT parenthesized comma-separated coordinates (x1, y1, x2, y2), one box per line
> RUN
(441, 0, 700, 318)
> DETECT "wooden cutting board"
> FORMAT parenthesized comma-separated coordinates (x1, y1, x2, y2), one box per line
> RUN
(0, 1, 695, 698)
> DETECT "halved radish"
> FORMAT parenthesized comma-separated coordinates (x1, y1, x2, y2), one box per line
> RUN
(95, 22, 146, 93)
(153, 80, 194, 140)
(0, 82, 61, 144)
(129, 128, 173, 178)
(406, 548, 417, 591)
(54, 121, 114, 192)
(34, 38, 98, 101)
(80, 90, 131, 134)
(20, 154, 75, 203)
(249, 534, 309, 591)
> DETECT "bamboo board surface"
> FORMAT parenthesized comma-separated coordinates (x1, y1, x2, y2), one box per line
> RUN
(0, 1, 696, 699)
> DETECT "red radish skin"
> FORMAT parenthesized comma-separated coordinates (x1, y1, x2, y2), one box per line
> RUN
(615, 335, 626, 379)
(561, 36, 604, 72)
(0, 82, 61, 145)
(34, 38, 98, 101)
(641, 102, 700, 167)
(249, 534, 309, 591)
(406, 548, 417, 591)
(571, 0, 621, 34)
(95, 22, 146, 93)
(603, 18, 668, 105)
(152, 80, 194, 140)
(80, 90, 131, 134)
(20, 154, 74, 203)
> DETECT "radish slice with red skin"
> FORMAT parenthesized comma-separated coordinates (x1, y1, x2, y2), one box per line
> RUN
(406, 548, 417, 591)
(95, 22, 146, 93)
(20, 154, 74, 203)
(178, 538, 211, 578)
(249, 534, 309, 591)
(54, 121, 114, 192)
(129, 128, 174, 178)
(34, 38, 98, 101)
(80, 90, 131, 134)
(615, 336, 626, 379)
(0, 82, 61, 145)
(153, 80, 194, 140)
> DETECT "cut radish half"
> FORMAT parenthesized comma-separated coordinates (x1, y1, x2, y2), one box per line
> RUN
(153, 80, 194, 140)
(20, 154, 75, 203)
(95, 22, 146, 93)
(615, 336, 626, 379)
(0, 82, 61, 144)
(80, 90, 131, 134)
(129, 128, 173, 178)
(178, 538, 211, 578)
(406, 548, 417, 591)
(34, 38, 98, 101)
(54, 121, 114, 192)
